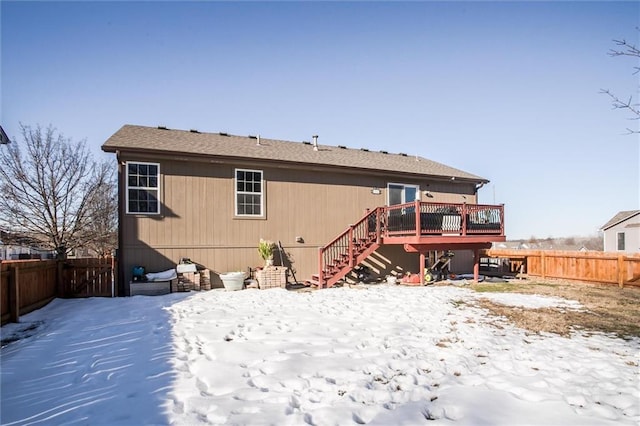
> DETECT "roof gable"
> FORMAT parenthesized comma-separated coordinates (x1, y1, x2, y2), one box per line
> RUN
(102, 125, 487, 183)
(601, 210, 640, 230)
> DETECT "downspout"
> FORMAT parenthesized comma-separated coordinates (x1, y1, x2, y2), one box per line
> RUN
(474, 182, 486, 204)
(116, 151, 125, 297)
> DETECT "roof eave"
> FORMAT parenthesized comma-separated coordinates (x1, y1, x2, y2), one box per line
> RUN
(103, 145, 488, 184)
(601, 211, 640, 230)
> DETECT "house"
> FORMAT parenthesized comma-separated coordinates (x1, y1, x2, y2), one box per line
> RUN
(601, 210, 640, 253)
(0, 125, 10, 144)
(0, 230, 55, 260)
(102, 125, 506, 295)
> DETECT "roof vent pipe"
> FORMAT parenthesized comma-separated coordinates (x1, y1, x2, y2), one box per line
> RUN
(257, 134, 261, 146)
(312, 135, 318, 151)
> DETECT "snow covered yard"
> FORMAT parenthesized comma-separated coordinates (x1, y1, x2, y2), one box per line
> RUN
(1, 285, 638, 425)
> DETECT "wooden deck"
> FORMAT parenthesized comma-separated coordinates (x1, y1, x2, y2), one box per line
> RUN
(313, 201, 506, 288)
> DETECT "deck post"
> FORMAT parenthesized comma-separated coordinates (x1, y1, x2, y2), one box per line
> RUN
(419, 252, 425, 285)
(473, 248, 480, 282)
(376, 208, 382, 244)
(348, 225, 354, 268)
(415, 200, 421, 238)
(318, 247, 324, 289)
(462, 203, 467, 236)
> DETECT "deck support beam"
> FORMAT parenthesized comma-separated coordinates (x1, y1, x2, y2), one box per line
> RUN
(403, 242, 492, 253)
(473, 248, 480, 282)
(404, 243, 492, 284)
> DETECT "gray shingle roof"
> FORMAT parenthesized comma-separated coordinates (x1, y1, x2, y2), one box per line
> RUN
(102, 125, 487, 182)
(601, 210, 640, 230)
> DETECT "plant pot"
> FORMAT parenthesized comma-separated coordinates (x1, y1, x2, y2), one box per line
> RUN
(265, 259, 274, 267)
(219, 272, 245, 291)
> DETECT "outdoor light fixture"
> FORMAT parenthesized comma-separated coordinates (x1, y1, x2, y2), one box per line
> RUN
(371, 188, 382, 195)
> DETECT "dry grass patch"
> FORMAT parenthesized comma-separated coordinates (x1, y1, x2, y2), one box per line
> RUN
(470, 280, 640, 339)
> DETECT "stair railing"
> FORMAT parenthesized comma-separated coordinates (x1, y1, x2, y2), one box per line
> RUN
(317, 208, 382, 288)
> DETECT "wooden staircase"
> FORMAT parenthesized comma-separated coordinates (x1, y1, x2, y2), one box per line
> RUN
(307, 201, 506, 288)
(307, 208, 383, 288)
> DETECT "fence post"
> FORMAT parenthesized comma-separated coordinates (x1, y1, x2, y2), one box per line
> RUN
(56, 260, 65, 297)
(618, 254, 624, 288)
(9, 265, 19, 323)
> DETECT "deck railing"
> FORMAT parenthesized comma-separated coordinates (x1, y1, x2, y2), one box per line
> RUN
(317, 201, 505, 287)
(385, 201, 504, 237)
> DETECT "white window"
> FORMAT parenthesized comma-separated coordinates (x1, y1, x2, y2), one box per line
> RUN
(617, 232, 625, 251)
(235, 169, 263, 217)
(387, 183, 419, 205)
(126, 162, 160, 214)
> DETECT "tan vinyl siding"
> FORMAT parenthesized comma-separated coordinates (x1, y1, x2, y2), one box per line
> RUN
(120, 155, 479, 287)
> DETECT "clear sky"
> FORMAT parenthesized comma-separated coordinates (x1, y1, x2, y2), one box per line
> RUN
(2, 1, 639, 240)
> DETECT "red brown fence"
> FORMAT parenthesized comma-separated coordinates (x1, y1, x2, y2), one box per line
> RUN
(1, 257, 115, 325)
(484, 249, 640, 287)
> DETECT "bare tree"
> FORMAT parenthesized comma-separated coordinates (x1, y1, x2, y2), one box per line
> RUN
(0, 124, 115, 259)
(601, 30, 640, 134)
(81, 161, 118, 257)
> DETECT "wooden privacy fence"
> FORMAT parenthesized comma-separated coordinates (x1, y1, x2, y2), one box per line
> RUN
(1, 257, 115, 325)
(484, 249, 640, 287)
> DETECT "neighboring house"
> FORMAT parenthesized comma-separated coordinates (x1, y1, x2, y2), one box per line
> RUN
(601, 210, 640, 253)
(102, 125, 506, 295)
(492, 240, 594, 252)
(0, 231, 55, 260)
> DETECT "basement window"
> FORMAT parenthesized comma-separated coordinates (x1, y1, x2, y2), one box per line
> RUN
(235, 169, 263, 217)
(126, 162, 160, 214)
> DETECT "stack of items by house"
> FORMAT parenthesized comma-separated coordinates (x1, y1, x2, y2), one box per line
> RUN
(172, 259, 212, 292)
(256, 266, 288, 289)
(200, 269, 211, 290)
(175, 271, 200, 292)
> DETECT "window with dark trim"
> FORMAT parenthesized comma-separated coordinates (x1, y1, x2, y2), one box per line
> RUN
(235, 169, 263, 216)
(617, 232, 625, 251)
(126, 162, 160, 214)
(387, 183, 419, 205)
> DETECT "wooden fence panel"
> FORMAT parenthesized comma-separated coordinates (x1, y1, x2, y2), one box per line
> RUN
(1, 262, 11, 325)
(16, 260, 58, 310)
(1, 258, 115, 325)
(484, 249, 640, 287)
(0, 260, 58, 326)
(62, 258, 114, 298)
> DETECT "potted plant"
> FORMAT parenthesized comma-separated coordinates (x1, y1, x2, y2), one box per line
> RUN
(258, 239, 276, 267)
